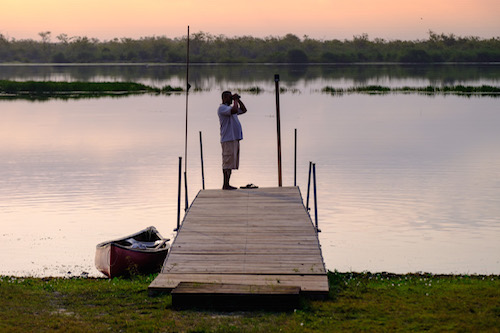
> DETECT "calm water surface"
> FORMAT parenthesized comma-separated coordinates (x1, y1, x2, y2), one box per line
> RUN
(1, 65, 499, 276)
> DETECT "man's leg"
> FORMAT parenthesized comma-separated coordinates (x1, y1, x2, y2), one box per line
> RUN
(223, 169, 236, 190)
(222, 140, 238, 190)
(223, 169, 230, 188)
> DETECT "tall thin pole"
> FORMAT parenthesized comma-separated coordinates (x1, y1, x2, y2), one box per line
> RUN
(313, 163, 319, 232)
(306, 161, 312, 211)
(184, 172, 188, 212)
(274, 74, 283, 187)
(184, 25, 190, 211)
(294, 128, 297, 187)
(175, 156, 182, 231)
(199, 131, 205, 190)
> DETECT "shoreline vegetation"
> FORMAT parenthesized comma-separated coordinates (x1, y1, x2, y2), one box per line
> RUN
(321, 84, 500, 96)
(1, 31, 499, 64)
(1, 271, 499, 331)
(0, 80, 183, 99)
(1, 80, 499, 99)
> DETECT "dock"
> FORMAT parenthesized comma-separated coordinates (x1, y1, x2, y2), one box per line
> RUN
(149, 186, 329, 307)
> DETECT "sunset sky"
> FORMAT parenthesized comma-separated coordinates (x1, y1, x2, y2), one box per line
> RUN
(1, 0, 499, 41)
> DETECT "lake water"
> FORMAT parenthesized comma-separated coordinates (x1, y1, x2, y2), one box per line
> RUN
(1, 64, 499, 277)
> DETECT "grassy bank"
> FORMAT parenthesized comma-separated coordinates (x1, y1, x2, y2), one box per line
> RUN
(1, 80, 500, 100)
(2, 80, 499, 100)
(1, 272, 499, 332)
(0, 80, 183, 99)
(322, 84, 500, 96)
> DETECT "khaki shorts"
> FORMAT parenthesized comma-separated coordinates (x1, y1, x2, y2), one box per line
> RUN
(221, 140, 240, 170)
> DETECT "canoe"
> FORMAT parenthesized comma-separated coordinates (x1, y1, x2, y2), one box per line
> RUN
(95, 226, 170, 278)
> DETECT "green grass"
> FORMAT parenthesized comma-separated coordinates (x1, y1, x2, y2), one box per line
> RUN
(2, 81, 499, 101)
(0, 80, 183, 100)
(1, 272, 499, 332)
(322, 84, 500, 96)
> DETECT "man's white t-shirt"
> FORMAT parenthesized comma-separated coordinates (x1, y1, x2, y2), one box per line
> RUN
(218, 104, 244, 143)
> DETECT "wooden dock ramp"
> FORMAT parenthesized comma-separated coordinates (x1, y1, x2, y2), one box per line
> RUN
(149, 186, 329, 308)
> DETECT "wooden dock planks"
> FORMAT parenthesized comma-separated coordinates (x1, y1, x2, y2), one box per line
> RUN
(149, 186, 329, 297)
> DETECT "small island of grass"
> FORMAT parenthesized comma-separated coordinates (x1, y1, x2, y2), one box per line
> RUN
(2, 80, 499, 100)
(322, 84, 500, 96)
(0, 80, 183, 100)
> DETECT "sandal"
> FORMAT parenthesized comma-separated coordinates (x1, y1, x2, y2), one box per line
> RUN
(240, 183, 258, 189)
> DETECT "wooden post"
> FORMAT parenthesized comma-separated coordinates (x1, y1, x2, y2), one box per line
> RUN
(199, 131, 205, 190)
(294, 128, 297, 187)
(175, 156, 182, 231)
(313, 163, 320, 232)
(306, 161, 312, 212)
(275, 74, 282, 187)
(184, 172, 188, 212)
(183, 26, 190, 212)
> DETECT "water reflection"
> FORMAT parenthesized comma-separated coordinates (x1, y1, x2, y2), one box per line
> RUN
(1, 66, 499, 276)
(2, 63, 499, 88)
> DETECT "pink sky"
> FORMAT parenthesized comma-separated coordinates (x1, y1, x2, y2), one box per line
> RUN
(1, 0, 499, 41)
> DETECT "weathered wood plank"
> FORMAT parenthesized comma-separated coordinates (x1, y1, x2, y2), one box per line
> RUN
(173, 282, 301, 295)
(150, 273, 329, 293)
(161, 265, 325, 275)
(149, 187, 329, 296)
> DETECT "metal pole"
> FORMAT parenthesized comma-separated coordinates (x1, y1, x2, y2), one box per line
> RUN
(184, 26, 190, 211)
(313, 163, 320, 232)
(274, 74, 282, 187)
(175, 156, 182, 231)
(184, 172, 188, 212)
(294, 128, 297, 187)
(199, 131, 205, 190)
(306, 161, 312, 211)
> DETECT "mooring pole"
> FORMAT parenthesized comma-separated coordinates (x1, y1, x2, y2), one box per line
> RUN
(294, 128, 297, 187)
(199, 131, 205, 190)
(183, 25, 190, 212)
(184, 172, 188, 212)
(306, 161, 312, 211)
(275, 74, 283, 187)
(313, 163, 320, 232)
(175, 156, 182, 231)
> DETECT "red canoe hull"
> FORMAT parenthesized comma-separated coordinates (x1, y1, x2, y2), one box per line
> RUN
(95, 226, 169, 278)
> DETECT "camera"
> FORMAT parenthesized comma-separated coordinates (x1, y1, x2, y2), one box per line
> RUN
(232, 94, 241, 100)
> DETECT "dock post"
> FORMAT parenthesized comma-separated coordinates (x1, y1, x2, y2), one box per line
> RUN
(183, 26, 190, 214)
(313, 163, 320, 232)
(306, 161, 312, 211)
(294, 128, 297, 187)
(175, 156, 182, 231)
(199, 131, 205, 190)
(184, 172, 188, 212)
(275, 74, 282, 187)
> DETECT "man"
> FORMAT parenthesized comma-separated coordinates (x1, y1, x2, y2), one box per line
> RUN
(218, 91, 247, 190)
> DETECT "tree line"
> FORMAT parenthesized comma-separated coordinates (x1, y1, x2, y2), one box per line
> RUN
(1, 31, 499, 63)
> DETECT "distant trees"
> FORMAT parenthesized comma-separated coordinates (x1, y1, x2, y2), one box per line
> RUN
(0, 31, 499, 63)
